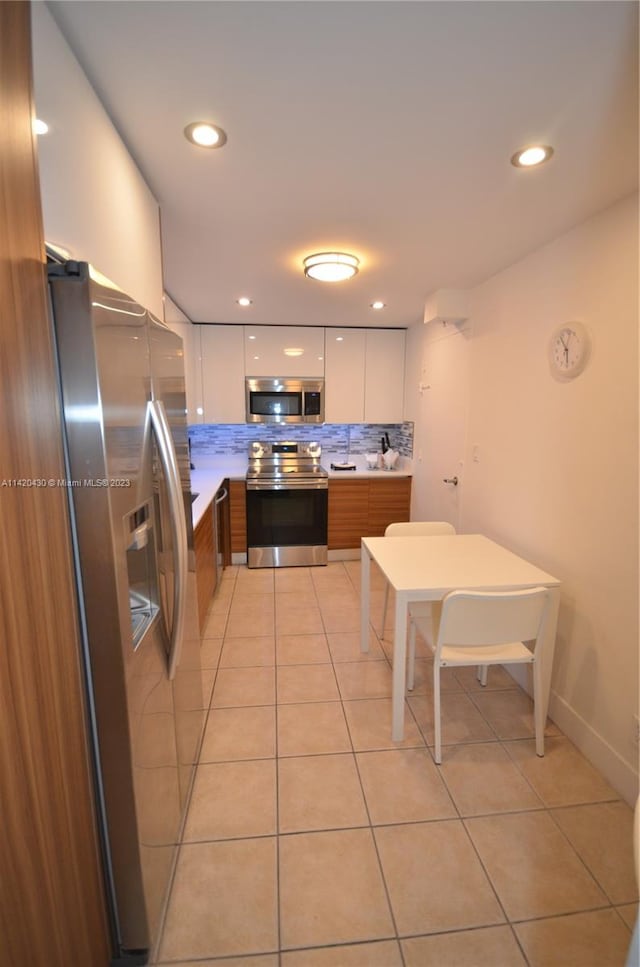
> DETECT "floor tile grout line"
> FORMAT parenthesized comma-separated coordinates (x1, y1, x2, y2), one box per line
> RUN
(314, 563, 408, 965)
(159, 563, 635, 963)
(152, 576, 233, 965)
(543, 799, 633, 908)
(459, 805, 628, 931)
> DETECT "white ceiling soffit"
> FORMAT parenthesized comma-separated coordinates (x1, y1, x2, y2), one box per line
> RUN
(48, 1, 639, 328)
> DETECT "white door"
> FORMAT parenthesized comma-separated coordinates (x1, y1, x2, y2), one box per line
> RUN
(410, 321, 470, 530)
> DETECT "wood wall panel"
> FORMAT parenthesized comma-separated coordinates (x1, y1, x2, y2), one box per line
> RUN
(0, 4, 110, 964)
(218, 480, 232, 566)
(194, 501, 216, 632)
(229, 479, 247, 554)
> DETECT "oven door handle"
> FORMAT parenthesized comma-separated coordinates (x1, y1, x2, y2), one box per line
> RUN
(246, 479, 328, 491)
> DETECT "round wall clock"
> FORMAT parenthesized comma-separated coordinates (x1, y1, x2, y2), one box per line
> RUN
(548, 321, 591, 380)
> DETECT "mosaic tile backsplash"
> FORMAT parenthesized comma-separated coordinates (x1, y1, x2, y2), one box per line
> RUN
(189, 422, 414, 457)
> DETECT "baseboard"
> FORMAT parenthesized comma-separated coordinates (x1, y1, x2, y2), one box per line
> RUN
(548, 693, 639, 806)
(328, 549, 360, 561)
(506, 666, 638, 806)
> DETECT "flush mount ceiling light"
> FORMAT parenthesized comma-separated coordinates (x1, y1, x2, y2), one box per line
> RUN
(303, 252, 359, 282)
(510, 144, 554, 168)
(184, 121, 228, 148)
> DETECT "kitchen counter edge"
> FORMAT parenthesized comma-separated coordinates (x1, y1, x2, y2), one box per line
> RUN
(190, 460, 413, 528)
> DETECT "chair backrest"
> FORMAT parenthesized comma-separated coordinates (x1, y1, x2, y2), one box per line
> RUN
(436, 587, 549, 650)
(385, 521, 456, 537)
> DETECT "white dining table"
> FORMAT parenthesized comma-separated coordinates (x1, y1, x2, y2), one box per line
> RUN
(360, 533, 561, 741)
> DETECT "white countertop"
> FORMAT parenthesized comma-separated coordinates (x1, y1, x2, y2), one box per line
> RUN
(189, 454, 413, 528)
(190, 468, 239, 529)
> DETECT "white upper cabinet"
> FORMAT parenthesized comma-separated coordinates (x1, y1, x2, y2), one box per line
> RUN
(200, 324, 245, 423)
(324, 328, 366, 423)
(364, 329, 406, 423)
(164, 297, 203, 424)
(196, 323, 405, 425)
(244, 326, 325, 377)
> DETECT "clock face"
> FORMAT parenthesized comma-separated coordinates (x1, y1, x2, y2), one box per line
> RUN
(549, 322, 590, 379)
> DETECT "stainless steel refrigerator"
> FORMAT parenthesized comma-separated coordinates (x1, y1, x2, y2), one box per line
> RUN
(47, 258, 204, 965)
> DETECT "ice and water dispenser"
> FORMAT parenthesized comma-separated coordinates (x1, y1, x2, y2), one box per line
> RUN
(125, 502, 159, 647)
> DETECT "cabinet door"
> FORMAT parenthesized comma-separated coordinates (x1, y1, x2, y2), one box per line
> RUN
(164, 316, 203, 424)
(245, 326, 325, 377)
(328, 479, 369, 549)
(364, 330, 405, 423)
(201, 325, 245, 423)
(324, 328, 365, 423)
(368, 477, 412, 536)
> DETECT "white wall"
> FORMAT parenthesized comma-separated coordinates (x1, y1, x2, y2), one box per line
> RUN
(407, 194, 639, 802)
(31, 5, 164, 318)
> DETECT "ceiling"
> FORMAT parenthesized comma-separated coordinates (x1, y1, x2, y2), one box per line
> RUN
(48, 1, 638, 329)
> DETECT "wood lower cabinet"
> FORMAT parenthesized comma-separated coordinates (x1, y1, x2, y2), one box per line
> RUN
(328, 476, 412, 549)
(368, 476, 412, 535)
(194, 500, 216, 633)
(229, 479, 247, 555)
(328, 479, 369, 549)
(225, 476, 411, 557)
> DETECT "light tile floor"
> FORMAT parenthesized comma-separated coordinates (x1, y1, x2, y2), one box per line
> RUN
(154, 562, 638, 967)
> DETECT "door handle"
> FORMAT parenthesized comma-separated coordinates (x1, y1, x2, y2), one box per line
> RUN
(148, 399, 188, 680)
(443, 476, 459, 486)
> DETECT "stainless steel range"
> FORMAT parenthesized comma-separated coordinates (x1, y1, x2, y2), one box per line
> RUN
(246, 441, 328, 568)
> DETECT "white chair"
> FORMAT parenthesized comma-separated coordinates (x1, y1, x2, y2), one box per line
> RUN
(410, 586, 550, 764)
(379, 521, 456, 639)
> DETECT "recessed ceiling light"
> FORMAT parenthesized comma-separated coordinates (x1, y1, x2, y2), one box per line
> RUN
(370, 301, 386, 310)
(33, 119, 49, 135)
(303, 252, 359, 282)
(510, 144, 554, 168)
(184, 122, 228, 149)
(237, 297, 252, 306)
(336, 336, 344, 341)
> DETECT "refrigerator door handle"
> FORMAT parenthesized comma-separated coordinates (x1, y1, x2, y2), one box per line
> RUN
(148, 399, 187, 680)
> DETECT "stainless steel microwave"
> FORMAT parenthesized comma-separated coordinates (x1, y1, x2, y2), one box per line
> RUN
(245, 377, 325, 424)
